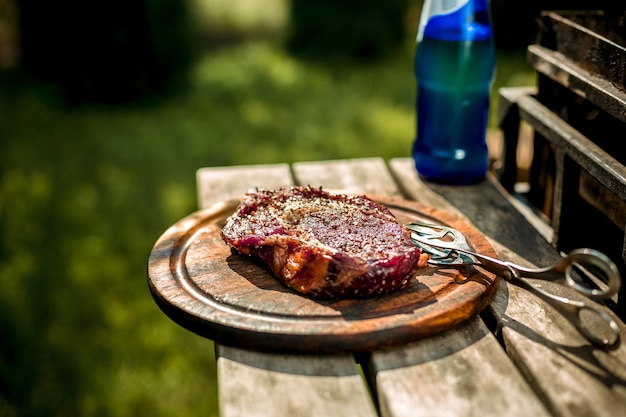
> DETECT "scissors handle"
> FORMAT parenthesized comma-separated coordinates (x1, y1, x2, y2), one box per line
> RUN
(508, 248, 621, 299)
(504, 265, 621, 349)
(452, 250, 622, 348)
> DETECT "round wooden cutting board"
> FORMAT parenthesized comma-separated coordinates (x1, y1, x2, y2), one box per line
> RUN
(147, 196, 499, 353)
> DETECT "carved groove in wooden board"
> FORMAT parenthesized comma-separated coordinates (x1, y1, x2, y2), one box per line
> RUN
(147, 195, 499, 353)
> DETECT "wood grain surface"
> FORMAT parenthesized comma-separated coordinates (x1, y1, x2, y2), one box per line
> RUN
(148, 194, 499, 353)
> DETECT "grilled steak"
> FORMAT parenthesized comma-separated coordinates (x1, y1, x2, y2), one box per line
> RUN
(221, 186, 428, 299)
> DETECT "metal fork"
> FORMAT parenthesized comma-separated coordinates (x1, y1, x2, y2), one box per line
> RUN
(406, 221, 474, 265)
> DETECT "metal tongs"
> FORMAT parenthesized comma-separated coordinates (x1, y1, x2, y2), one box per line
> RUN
(407, 221, 623, 349)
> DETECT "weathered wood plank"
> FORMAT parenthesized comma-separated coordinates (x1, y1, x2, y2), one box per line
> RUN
(292, 157, 403, 197)
(370, 318, 550, 417)
(390, 157, 626, 417)
(387, 158, 468, 221)
(295, 158, 549, 417)
(493, 282, 626, 417)
(216, 345, 377, 417)
(196, 163, 293, 205)
(197, 163, 377, 417)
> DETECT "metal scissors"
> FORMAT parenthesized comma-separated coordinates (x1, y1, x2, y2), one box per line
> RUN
(406, 221, 622, 349)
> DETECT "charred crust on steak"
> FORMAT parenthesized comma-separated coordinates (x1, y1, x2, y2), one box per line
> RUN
(220, 186, 425, 299)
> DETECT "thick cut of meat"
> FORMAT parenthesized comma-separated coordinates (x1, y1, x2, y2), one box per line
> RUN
(221, 186, 428, 299)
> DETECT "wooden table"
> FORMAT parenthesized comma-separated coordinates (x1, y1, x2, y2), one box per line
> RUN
(149, 157, 626, 417)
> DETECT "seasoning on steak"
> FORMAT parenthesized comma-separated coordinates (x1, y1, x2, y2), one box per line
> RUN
(220, 186, 429, 299)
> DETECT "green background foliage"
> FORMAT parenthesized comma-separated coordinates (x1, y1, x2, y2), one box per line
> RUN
(0, 1, 536, 415)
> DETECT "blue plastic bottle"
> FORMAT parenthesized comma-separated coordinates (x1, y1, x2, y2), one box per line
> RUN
(412, 0, 495, 184)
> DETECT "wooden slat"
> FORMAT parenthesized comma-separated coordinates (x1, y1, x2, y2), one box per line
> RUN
(528, 43, 626, 124)
(197, 163, 377, 417)
(537, 11, 626, 93)
(493, 282, 626, 417)
(387, 158, 468, 221)
(389, 157, 626, 417)
(370, 318, 550, 417)
(196, 163, 293, 204)
(292, 157, 402, 197)
(295, 158, 549, 417)
(512, 90, 626, 204)
(216, 345, 377, 417)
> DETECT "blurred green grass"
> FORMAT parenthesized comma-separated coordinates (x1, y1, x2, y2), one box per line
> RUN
(0, 37, 533, 416)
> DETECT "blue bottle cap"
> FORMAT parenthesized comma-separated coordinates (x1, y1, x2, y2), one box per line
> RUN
(417, 0, 492, 42)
